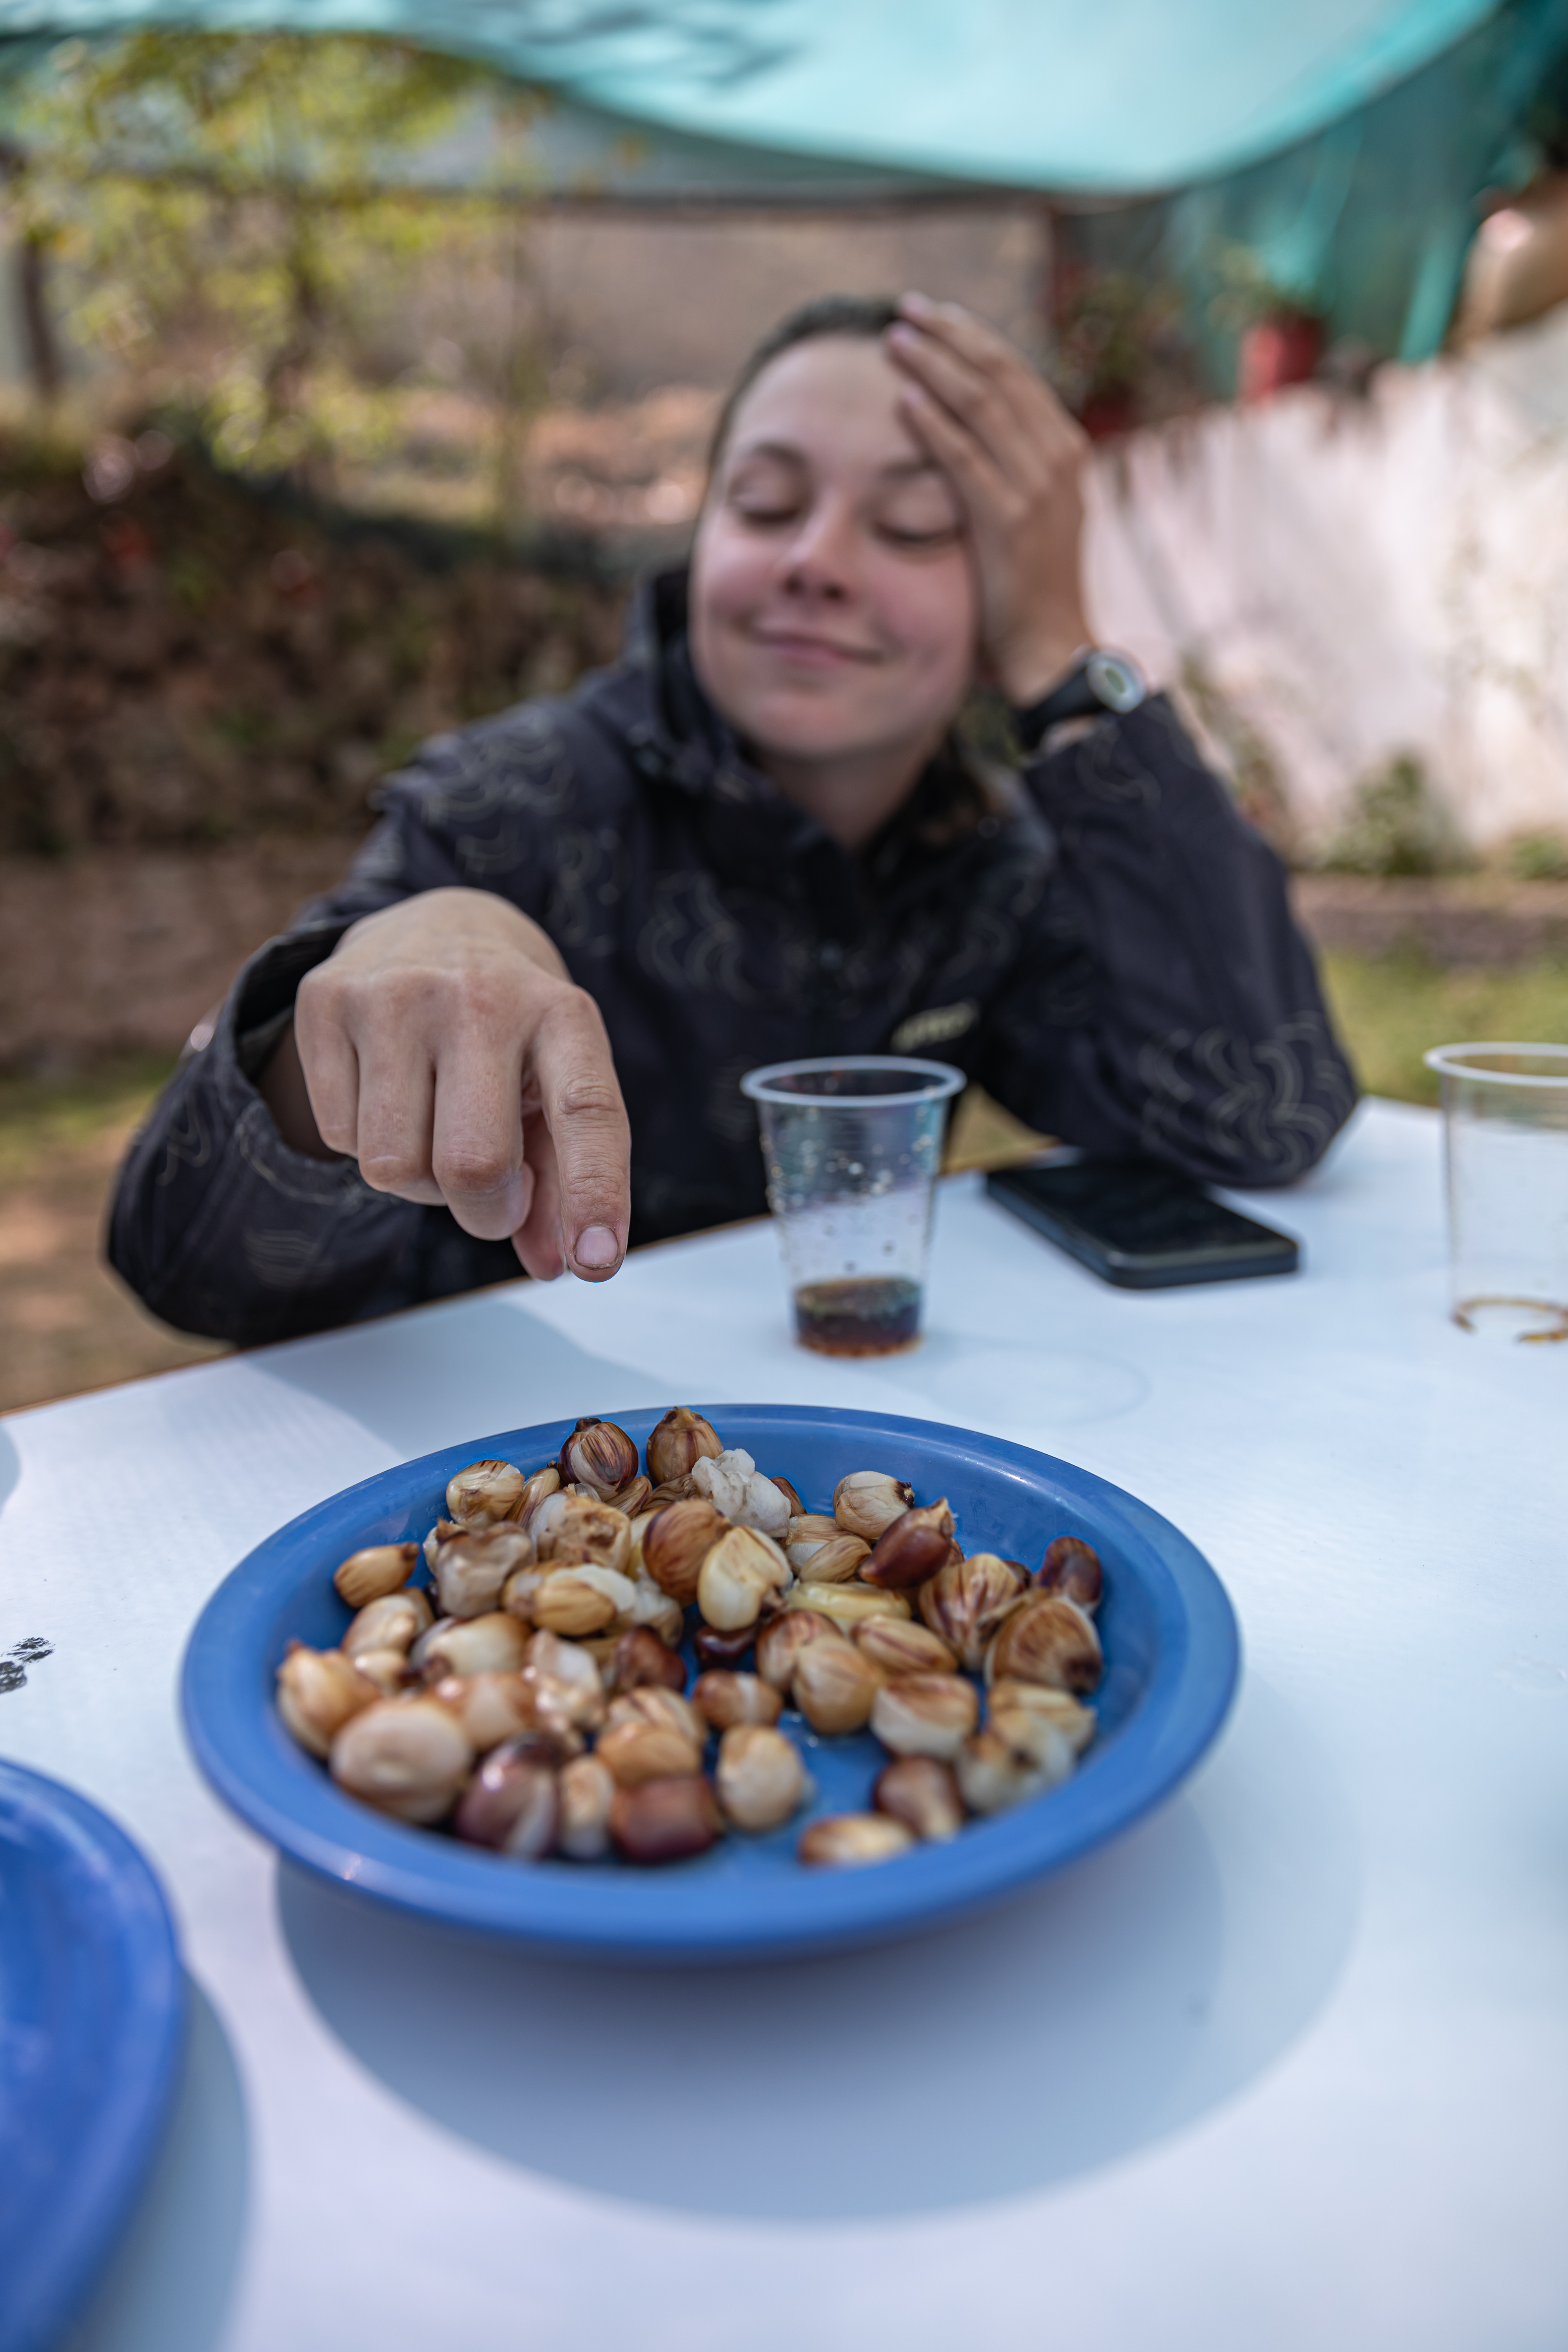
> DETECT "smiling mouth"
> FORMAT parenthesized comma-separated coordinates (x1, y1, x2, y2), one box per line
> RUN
(750, 631, 882, 666)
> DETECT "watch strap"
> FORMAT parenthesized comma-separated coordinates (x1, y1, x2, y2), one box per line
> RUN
(1013, 650, 1146, 749)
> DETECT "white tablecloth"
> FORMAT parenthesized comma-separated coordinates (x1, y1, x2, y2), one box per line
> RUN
(4, 1098, 1565, 2352)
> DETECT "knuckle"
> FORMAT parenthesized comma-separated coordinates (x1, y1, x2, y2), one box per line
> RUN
(434, 1143, 518, 1198)
(359, 1147, 427, 1192)
(556, 1075, 627, 1125)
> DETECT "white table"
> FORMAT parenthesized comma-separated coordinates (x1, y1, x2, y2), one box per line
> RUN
(5, 1099, 1566, 2352)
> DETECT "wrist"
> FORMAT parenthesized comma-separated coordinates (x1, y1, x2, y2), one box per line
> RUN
(993, 611, 1094, 708)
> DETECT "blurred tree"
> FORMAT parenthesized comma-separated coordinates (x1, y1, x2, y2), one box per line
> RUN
(5, 32, 548, 521)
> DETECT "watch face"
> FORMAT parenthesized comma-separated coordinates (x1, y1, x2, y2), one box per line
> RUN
(1085, 650, 1146, 713)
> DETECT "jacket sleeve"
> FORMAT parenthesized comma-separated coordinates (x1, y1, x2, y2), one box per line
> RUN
(104, 712, 539, 1341)
(973, 696, 1357, 1185)
(104, 918, 432, 1344)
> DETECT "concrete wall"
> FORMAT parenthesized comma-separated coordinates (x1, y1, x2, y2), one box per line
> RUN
(1084, 306, 1568, 855)
(529, 207, 1046, 395)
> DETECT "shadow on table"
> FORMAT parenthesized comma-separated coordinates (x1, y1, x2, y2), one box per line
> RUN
(67, 1980, 249, 2352)
(0, 1419, 18, 1520)
(251, 1296, 670, 1463)
(868, 1332, 1150, 1434)
(279, 1677, 1359, 2221)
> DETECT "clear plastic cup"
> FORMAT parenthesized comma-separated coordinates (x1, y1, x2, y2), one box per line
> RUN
(1424, 1043, 1568, 1341)
(740, 1057, 965, 1356)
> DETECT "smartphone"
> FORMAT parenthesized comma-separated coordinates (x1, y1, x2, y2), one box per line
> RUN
(985, 1156, 1300, 1290)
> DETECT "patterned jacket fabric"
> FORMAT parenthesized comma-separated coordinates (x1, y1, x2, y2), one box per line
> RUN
(109, 568, 1356, 1343)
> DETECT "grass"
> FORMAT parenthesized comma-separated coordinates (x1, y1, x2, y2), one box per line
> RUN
(0, 1054, 177, 1184)
(1319, 951, 1568, 1106)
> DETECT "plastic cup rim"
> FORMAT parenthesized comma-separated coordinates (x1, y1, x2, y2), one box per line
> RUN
(740, 1055, 967, 1110)
(1424, 1042, 1568, 1089)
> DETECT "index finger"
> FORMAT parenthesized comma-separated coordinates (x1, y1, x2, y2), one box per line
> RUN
(528, 986, 632, 1281)
(897, 292, 1081, 442)
(897, 293, 1033, 384)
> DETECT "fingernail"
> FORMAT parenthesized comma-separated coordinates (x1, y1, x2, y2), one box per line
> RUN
(573, 1225, 620, 1270)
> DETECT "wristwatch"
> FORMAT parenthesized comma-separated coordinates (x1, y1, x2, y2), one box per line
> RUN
(1012, 649, 1147, 748)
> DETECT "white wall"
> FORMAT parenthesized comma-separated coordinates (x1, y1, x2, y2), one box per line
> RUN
(1084, 307, 1568, 853)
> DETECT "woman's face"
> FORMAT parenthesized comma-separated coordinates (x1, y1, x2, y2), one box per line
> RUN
(689, 334, 978, 772)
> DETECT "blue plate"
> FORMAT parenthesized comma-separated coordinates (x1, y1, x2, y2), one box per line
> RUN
(181, 1406, 1239, 1963)
(0, 1761, 185, 2352)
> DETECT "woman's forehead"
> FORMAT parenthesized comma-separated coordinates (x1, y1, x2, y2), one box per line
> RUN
(722, 335, 926, 475)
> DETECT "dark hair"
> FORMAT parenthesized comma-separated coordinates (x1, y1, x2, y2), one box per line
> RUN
(706, 293, 900, 474)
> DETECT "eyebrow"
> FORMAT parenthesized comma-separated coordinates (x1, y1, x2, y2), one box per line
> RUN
(729, 439, 942, 481)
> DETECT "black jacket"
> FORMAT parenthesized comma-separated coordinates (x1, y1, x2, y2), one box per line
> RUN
(109, 570, 1356, 1342)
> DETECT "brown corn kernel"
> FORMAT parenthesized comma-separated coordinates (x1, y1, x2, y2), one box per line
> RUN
(597, 1716, 704, 1787)
(988, 1680, 1097, 1754)
(610, 1774, 722, 1863)
(985, 1593, 1103, 1693)
(646, 1407, 723, 1486)
(833, 1471, 915, 1541)
(795, 1534, 872, 1584)
(798, 1812, 914, 1867)
(793, 1640, 884, 1735)
(431, 1668, 543, 1755)
(453, 1743, 559, 1855)
(530, 1566, 629, 1639)
(641, 1497, 730, 1605)
(333, 1542, 420, 1610)
(873, 1755, 965, 1841)
(918, 1552, 1026, 1672)
(343, 1588, 433, 1660)
(716, 1724, 808, 1832)
(329, 1697, 474, 1825)
(1034, 1534, 1104, 1613)
(413, 1611, 528, 1682)
(691, 1670, 783, 1731)
(432, 1524, 535, 1621)
(556, 1754, 615, 1859)
(861, 1497, 956, 1590)
(532, 1492, 634, 1576)
(869, 1671, 978, 1760)
(445, 1459, 527, 1528)
(276, 1643, 379, 1758)
(610, 1625, 687, 1695)
(696, 1524, 791, 1630)
(955, 1720, 1075, 1815)
(783, 1581, 910, 1630)
(755, 1607, 845, 1692)
(559, 1416, 640, 1497)
(855, 1616, 958, 1677)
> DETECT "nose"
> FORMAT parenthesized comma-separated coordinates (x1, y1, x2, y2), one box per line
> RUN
(778, 492, 859, 599)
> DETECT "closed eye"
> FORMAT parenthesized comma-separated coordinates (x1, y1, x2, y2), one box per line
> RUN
(878, 520, 962, 549)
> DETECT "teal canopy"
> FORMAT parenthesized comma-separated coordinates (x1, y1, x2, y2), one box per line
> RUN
(2, 0, 1567, 368)
(0, 0, 1534, 194)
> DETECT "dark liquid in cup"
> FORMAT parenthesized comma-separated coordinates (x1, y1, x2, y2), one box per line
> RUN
(793, 1277, 922, 1357)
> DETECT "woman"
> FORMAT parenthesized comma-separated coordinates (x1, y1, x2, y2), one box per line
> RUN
(110, 293, 1355, 1342)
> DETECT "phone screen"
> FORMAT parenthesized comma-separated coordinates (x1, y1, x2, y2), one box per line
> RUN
(985, 1158, 1300, 1289)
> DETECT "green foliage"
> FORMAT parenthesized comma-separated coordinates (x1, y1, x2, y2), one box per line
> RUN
(9, 32, 547, 512)
(1505, 829, 1568, 881)
(1048, 268, 1181, 414)
(1321, 948, 1568, 1105)
(1320, 753, 1470, 877)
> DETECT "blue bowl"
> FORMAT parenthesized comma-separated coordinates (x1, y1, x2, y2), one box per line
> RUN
(181, 1405, 1239, 1963)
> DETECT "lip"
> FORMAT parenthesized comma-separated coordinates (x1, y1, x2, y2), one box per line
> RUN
(749, 630, 882, 668)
